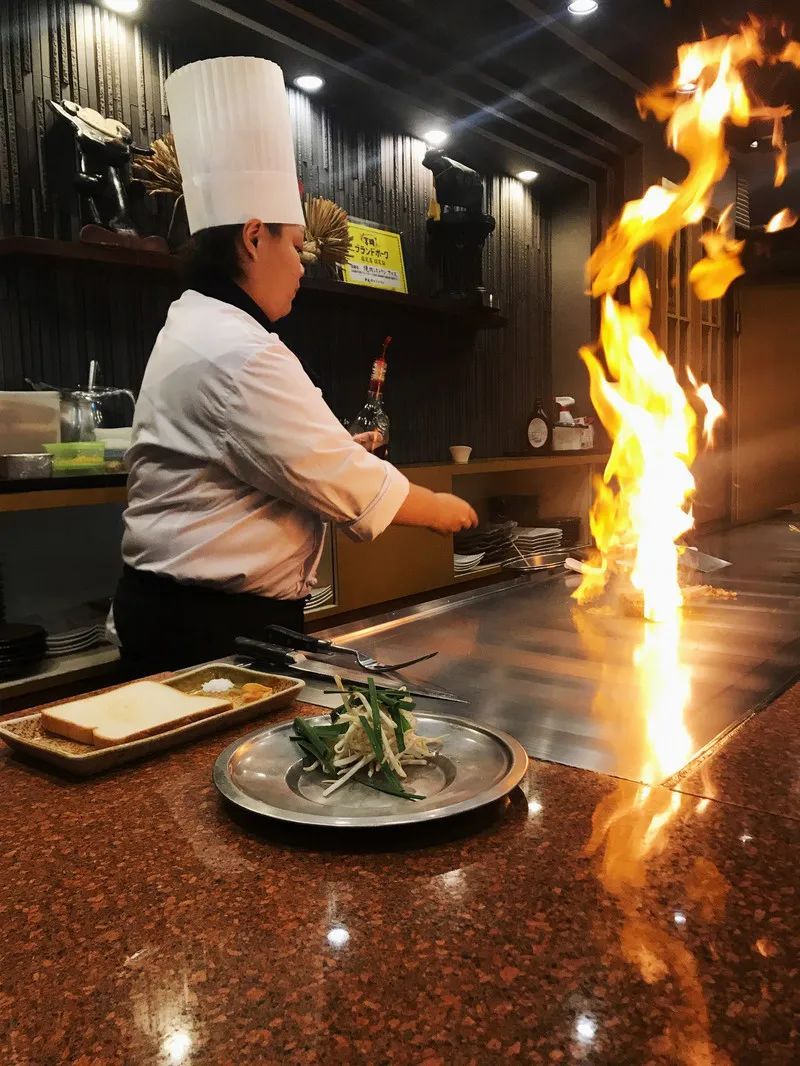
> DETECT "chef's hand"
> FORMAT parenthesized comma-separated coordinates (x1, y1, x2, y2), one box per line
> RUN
(431, 493, 479, 535)
(352, 430, 385, 453)
(392, 485, 478, 534)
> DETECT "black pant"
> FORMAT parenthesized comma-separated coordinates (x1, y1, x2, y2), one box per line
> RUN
(114, 565, 305, 678)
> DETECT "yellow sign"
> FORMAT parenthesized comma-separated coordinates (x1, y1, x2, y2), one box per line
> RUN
(342, 221, 408, 293)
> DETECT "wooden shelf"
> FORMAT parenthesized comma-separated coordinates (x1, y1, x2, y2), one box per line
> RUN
(0, 455, 607, 514)
(406, 452, 608, 476)
(0, 645, 119, 704)
(294, 276, 508, 329)
(0, 236, 507, 330)
(0, 474, 128, 513)
(0, 235, 175, 272)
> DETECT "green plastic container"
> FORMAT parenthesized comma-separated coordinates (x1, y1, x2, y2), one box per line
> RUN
(43, 442, 106, 475)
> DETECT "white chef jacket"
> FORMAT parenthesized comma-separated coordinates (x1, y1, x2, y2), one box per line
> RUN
(121, 289, 409, 599)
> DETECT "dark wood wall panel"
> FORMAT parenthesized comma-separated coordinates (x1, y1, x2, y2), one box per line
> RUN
(0, 0, 172, 239)
(284, 92, 550, 462)
(0, 2, 550, 465)
(0, 261, 176, 392)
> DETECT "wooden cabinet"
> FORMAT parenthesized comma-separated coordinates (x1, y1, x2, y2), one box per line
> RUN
(321, 453, 602, 621)
(732, 282, 800, 523)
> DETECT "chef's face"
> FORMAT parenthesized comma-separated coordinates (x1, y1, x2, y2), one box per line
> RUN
(241, 221, 305, 321)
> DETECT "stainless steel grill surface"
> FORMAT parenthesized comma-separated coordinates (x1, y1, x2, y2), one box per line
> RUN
(318, 515, 800, 784)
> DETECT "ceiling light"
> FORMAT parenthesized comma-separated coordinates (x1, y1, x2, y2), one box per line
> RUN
(423, 129, 448, 147)
(567, 0, 599, 15)
(294, 74, 324, 92)
(750, 139, 759, 149)
(103, 0, 139, 12)
(517, 169, 539, 183)
(677, 81, 697, 94)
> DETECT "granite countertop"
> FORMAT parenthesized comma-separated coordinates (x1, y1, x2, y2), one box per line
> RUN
(1, 679, 799, 1065)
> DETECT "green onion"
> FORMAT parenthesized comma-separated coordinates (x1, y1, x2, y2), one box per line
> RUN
(355, 771, 422, 801)
(293, 718, 335, 774)
(367, 677, 384, 763)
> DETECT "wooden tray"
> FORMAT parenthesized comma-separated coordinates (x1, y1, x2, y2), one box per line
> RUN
(0, 664, 304, 777)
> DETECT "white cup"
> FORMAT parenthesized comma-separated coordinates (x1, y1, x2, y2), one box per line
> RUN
(449, 445, 472, 464)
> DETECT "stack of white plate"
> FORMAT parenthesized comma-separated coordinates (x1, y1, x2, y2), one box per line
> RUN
(512, 527, 564, 554)
(454, 552, 486, 575)
(46, 623, 108, 658)
(19, 602, 111, 659)
(305, 585, 334, 612)
(455, 521, 519, 565)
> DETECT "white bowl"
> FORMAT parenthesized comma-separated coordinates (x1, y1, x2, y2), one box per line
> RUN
(449, 445, 472, 464)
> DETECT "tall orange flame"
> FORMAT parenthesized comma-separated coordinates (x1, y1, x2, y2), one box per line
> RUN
(576, 17, 800, 623)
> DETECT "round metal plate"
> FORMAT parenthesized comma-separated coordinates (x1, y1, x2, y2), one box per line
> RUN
(213, 713, 529, 829)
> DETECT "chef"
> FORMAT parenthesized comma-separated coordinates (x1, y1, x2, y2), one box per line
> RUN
(113, 56, 477, 676)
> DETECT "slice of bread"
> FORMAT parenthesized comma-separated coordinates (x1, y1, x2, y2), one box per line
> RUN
(40, 680, 232, 748)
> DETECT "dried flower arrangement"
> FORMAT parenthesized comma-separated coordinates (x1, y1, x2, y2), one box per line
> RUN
(134, 134, 352, 266)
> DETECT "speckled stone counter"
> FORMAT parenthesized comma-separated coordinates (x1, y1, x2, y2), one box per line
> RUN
(1, 679, 799, 1065)
(675, 681, 800, 821)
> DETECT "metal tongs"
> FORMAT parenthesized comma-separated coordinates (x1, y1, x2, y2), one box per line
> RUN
(235, 636, 466, 703)
(262, 625, 438, 675)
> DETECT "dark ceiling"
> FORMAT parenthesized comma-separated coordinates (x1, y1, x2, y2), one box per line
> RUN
(143, 0, 800, 213)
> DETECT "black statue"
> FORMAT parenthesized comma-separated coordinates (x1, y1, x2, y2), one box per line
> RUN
(422, 148, 496, 303)
(48, 99, 164, 249)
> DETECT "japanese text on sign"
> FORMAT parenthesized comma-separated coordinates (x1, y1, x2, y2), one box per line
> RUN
(342, 222, 407, 293)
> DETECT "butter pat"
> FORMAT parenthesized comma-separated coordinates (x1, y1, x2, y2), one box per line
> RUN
(202, 678, 235, 694)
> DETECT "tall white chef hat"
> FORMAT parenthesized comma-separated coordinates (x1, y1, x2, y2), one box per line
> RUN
(165, 56, 305, 234)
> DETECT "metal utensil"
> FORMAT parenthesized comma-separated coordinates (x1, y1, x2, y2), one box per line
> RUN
(213, 712, 528, 828)
(234, 637, 468, 704)
(263, 624, 438, 673)
(503, 549, 575, 573)
(678, 547, 731, 574)
(504, 544, 593, 574)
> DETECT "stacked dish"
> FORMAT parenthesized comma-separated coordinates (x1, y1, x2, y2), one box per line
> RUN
(306, 585, 334, 611)
(455, 521, 520, 566)
(0, 623, 47, 679)
(453, 552, 486, 576)
(512, 527, 564, 554)
(46, 623, 108, 658)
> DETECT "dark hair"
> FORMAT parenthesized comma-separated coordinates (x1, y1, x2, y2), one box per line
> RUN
(180, 222, 283, 289)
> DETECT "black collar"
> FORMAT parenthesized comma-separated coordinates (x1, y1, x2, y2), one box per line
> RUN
(190, 274, 275, 334)
(189, 275, 321, 388)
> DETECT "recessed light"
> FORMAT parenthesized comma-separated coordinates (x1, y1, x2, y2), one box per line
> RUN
(567, 0, 599, 15)
(103, 0, 139, 12)
(294, 74, 324, 92)
(423, 129, 448, 147)
(677, 81, 697, 94)
(517, 169, 539, 183)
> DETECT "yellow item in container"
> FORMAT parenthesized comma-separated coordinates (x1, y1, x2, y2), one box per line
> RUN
(43, 441, 106, 475)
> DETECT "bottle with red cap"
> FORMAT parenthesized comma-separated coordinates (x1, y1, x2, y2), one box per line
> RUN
(349, 336, 392, 458)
